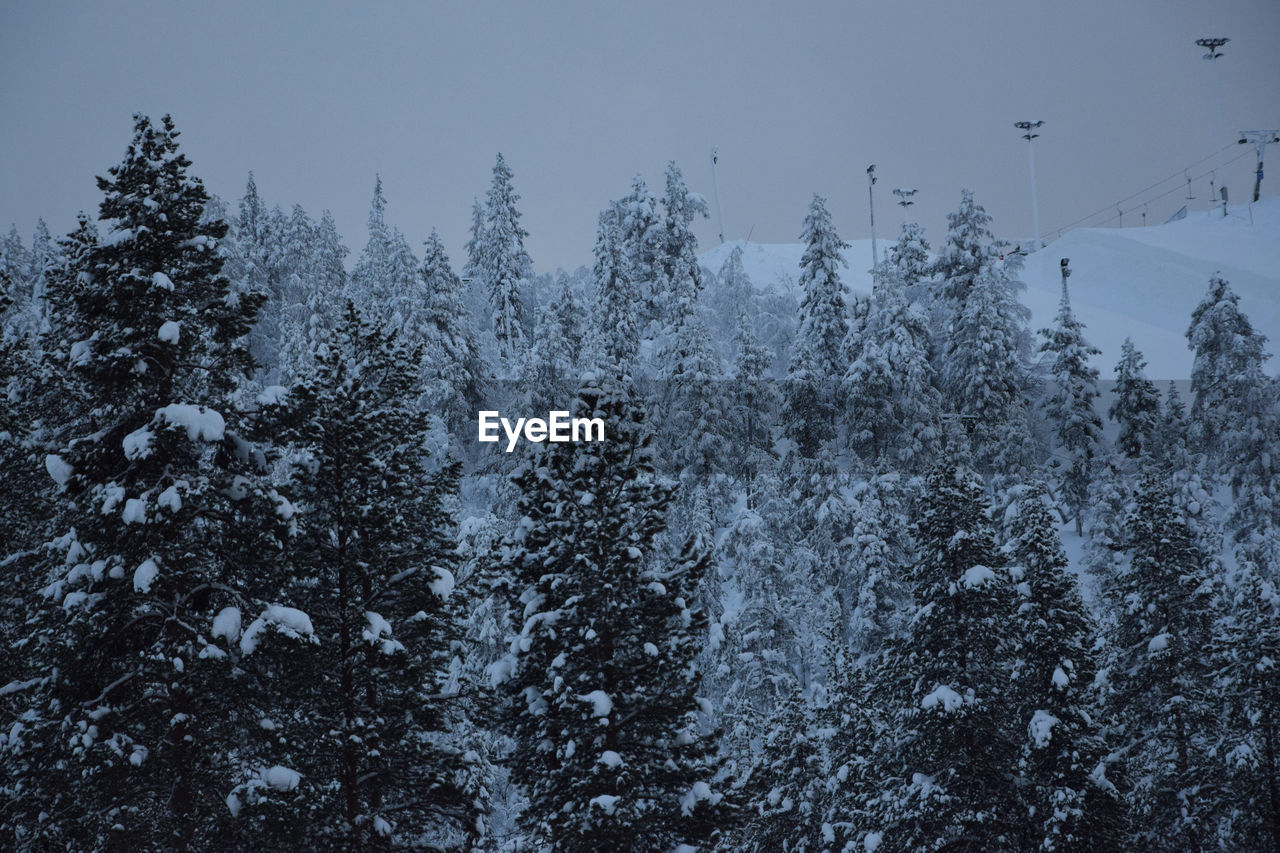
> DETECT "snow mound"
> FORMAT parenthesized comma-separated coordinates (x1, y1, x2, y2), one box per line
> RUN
(133, 558, 159, 593)
(578, 690, 612, 718)
(157, 404, 225, 442)
(240, 605, 318, 655)
(920, 684, 965, 712)
(157, 320, 180, 344)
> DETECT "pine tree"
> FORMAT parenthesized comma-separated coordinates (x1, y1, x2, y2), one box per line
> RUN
(866, 459, 1023, 851)
(617, 175, 662, 331)
(496, 380, 729, 852)
(1107, 473, 1221, 852)
(786, 194, 849, 458)
(10, 114, 275, 851)
(1039, 276, 1103, 534)
(478, 154, 532, 364)
(734, 690, 828, 852)
(847, 473, 913, 656)
(241, 305, 476, 851)
(1006, 484, 1124, 851)
(1109, 339, 1161, 460)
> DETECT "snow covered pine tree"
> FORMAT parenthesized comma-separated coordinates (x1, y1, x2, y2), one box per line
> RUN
(495, 378, 730, 852)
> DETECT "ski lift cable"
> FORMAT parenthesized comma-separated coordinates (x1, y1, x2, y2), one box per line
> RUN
(1047, 143, 1236, 235)
(1088, 147, 1254, 226)
(1049, 143, 1249, 233)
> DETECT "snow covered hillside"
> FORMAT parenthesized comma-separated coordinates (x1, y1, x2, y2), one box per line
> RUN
(702, 196, 1280, 379)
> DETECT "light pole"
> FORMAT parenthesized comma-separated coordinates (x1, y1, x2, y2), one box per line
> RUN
(1238, 130, 1280, 202)
(1015, 121, 1044, 249)
(710, 148, 726, 244)
(867, 164, 878, 267)
(1196, 37, 1229, 216)
(892, 188, 918, 223)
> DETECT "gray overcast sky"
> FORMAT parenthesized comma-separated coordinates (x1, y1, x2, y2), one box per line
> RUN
(2, 0, 1277, 273)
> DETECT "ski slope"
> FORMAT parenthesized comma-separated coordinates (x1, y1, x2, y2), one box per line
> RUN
(701, 197, 1280, 379)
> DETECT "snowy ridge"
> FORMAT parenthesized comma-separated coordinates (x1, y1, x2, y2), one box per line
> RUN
(701, 197, 1280, 379)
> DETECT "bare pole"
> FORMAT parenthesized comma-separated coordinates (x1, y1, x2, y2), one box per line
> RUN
(867, 164, 878, 267)
(710, 148, 726, 244)
(1238, 130, 1280, 202)
(1015, 121, 1044, 249)
(1196, 38, 1230, 216)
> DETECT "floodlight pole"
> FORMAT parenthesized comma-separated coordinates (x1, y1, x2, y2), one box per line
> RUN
(867, 165, 879, 267)
(710, 148, 726, 244)
(1238, 130, 1280, 202)
(1059, 257, 1071, 301)
(893, 188, 918, 224)
(1015, 121, 1044, 249)
(1196, 38, 1229, 216)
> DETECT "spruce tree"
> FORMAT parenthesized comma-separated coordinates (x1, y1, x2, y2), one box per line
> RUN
(496, 379, 728, 852)
(866, 459, 1023, 851)
(11, 114, 275, 851)
(1107, 473, 1221, 852)
(350, 176, 420, 333)
(786, 194, 849, 458)
(1039, 275, 1103, 534)
(1109, 338, 1161, 460)
(1006, 485, 1124, 851)
(1187, 275, 1270, 466)
(656, 162, 709, 331)
(478, 154, 532, 364)
(591, 201, 641, 370)
(844, 262, 940, 472)
(418, 228, 486, 429)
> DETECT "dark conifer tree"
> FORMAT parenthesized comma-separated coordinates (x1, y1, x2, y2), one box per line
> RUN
(10, 114, 274, 852)
(496, 380, 729, 852)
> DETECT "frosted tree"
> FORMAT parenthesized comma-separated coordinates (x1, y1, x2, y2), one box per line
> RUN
(1039, 276, 1103, 534)
(8, 114, 278, 851)
(708, 244, 754, 342)
(865, 459, 1023, 851)
(1081, 451, 1134, 619)
(726, 311, 779, 504)
(1108, 473, 1222, 852)
(930, 189, 1001, 348)
(240, 305, 477, 851)
(350, 176, 420, 332)
(590, 201, 641, 370)
(477, 153, 532, 364)
(496, 380, 728, 852)
(617, 175, 662, 329)
(1213, 559, 1280, 851)
(844, 262, 941, 472)
(1005, 484, 1124, 851)
(1109, 338, 1161, 460)
(418, 228, 486, 428)
(786, 194, 850, 458)
(656, 162, 709, 331)
(943, 253, 1033, 477)
(847, 472, 914, 655)
(1187, 275, 1270, 468)
(734, 690, 828, 852)
(887, 220, 932, 303)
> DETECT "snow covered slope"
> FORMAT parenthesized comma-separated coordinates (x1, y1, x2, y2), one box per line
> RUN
(700, 197, 1280, 379)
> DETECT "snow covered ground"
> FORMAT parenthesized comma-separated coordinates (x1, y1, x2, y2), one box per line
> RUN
(701, 196, 1280, 379)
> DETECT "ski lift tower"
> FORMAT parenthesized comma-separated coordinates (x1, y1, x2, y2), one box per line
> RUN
(892, 188, 918, 223)
(1238, 130, 1280, 202)
(1195, 38, 1230, 216)
(1014, 121, 1044, 250)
